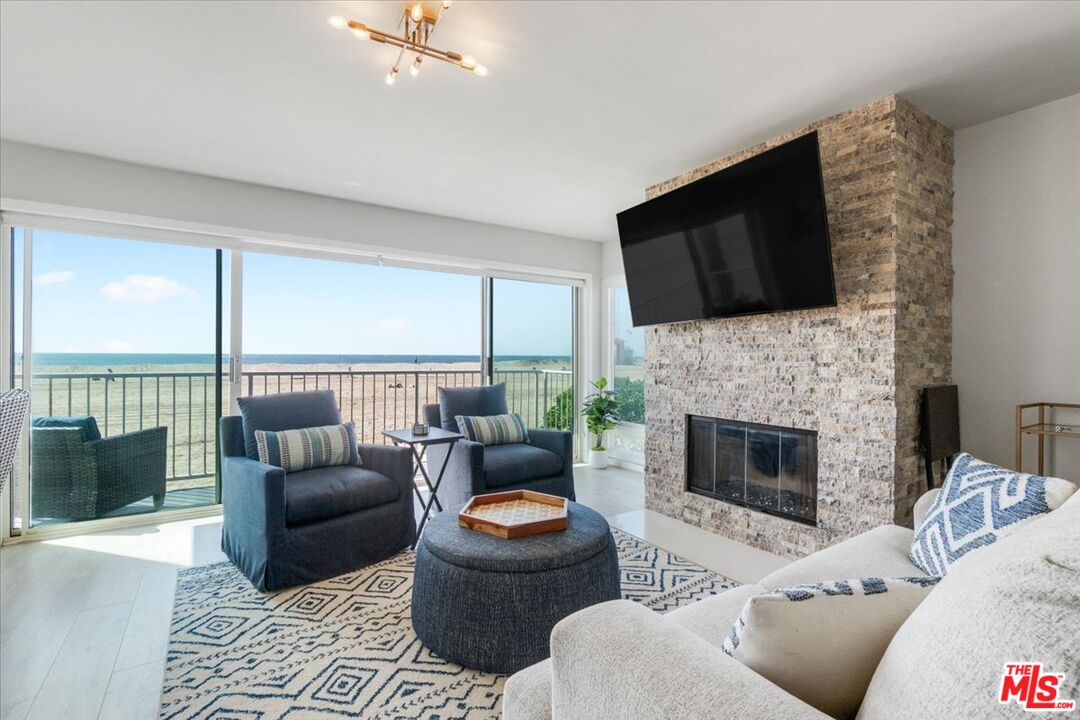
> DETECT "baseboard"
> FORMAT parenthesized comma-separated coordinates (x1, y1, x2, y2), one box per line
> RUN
(608, 457, 645, 473)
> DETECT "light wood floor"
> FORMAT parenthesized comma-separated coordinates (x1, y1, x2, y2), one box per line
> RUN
(0, 465, 786, 720)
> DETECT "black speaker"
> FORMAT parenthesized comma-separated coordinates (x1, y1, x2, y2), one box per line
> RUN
(920, 385, 960, 490)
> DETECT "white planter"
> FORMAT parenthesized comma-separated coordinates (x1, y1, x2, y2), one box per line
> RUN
(588, 449, 608, 469)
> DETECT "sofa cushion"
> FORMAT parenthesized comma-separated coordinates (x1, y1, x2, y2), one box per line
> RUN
(503, 658, 552, 720)
(666, 584, 763, 650)
(858, 491, 1080, 720)
(236, 390, 342, 460)
(484, 443, 563, 488)
(909, 453, 1076, 576)
(284, 465, 399, 527)
(759, 525, 920, 589)
(724, 577, 939, 720)
(255, 423, 361, 471)
(32, 415, 102, 441)
(438, 384, 508, 434)
(456, 413, 529, 446)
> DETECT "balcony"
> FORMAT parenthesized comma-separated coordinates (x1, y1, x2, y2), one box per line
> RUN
(20, 367, 573, 525)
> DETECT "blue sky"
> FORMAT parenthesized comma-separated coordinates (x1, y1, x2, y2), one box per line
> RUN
(26, 231, 573, 356)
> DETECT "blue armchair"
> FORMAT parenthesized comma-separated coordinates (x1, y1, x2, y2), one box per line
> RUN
(423, 384, 575, 508)
(220, 390, 415, 591)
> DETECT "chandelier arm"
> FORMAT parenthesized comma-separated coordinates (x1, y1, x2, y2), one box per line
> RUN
(361, 29, 473, 71)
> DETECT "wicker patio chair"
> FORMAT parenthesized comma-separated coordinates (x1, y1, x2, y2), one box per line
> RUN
(0, 389, 31, 495)
(30, 416, 167, 520)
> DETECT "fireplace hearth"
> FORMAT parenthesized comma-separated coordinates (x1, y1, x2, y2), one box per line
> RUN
(686, 415, 817, 525)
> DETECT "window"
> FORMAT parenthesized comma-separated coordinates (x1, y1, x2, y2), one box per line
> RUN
(612, 286, 645, 425)
(489, 278, 575, 430)
(3, 222, 582, 535)
(241, 252, 482, 443)
(16, 229, 224, 528)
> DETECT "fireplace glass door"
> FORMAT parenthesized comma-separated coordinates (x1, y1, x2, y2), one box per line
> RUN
(685, 415, 817, 525)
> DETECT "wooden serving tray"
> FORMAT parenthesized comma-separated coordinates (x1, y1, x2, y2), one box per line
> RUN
(458, 490, 569, 539)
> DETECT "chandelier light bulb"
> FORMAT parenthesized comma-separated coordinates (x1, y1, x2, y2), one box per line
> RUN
(410, 4, 424, 22)
(385, 67, 399, 85)
(328, 16, 347, 29)
(460, 54, 477, 70)
(473, 63, 488, 77)
(410, 56, 423, 77)
(442, 0, 453, 8)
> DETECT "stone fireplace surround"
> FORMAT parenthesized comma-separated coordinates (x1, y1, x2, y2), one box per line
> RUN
(643, 96, 953, 559)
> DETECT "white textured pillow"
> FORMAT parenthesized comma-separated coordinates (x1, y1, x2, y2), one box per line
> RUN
(723, 577, 939, 720)
(910, 453, 1077, 576)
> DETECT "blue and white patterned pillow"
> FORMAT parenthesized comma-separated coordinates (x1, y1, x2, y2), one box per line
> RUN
(254, 423, 362, 472)
(721, 576, 940, 718)
(455, 413, 529, 446)
(910, 453, 1076, 576)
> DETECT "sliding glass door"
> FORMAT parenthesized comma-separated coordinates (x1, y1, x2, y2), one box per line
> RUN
(240, 252, 482, 441)
(488, 278, 576, 432)
(2, 225, 582, 536)
(10, 228, 224, 531)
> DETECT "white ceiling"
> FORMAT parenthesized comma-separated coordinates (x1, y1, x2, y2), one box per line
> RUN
(2, 1, 1079, 242)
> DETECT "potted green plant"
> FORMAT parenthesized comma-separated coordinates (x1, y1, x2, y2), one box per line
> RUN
(582, 377, 620, 469)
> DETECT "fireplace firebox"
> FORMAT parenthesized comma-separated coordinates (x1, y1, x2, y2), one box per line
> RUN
(686, 415, 817, 525)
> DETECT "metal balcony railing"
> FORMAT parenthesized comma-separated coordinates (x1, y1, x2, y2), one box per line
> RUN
(23, 368, 574, 486)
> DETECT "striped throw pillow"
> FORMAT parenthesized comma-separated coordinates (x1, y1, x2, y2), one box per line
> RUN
(455, 413, 529, 446)
(254, 423, 362, 472)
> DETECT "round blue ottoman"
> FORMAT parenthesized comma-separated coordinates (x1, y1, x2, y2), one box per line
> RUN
(411, 500, 620, 673)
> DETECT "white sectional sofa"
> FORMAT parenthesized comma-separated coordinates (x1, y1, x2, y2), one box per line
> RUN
(503, 489, 1080, 719)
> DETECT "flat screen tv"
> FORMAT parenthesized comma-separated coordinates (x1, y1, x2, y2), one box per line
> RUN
(616, 131, 835, 327)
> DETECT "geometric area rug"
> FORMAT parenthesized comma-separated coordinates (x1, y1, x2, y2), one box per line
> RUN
(159, 529, 738, 719)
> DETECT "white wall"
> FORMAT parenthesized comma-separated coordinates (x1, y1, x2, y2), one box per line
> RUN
(953, 93, 1080, 480)
(0, 140, 602, 278)
(601, 238, 625, 281)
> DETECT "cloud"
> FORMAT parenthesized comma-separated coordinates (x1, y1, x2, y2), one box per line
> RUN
(374, 317, 411, 334)
(101, 274, 197, 302)
(33, 270, 75, 286)
(100, 339, 135, 353)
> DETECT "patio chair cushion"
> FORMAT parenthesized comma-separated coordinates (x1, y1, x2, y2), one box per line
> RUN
(236, 390, 342, 460)
(32, 415, 102, 442)
(483, 443, 563, 488)
(438, 384, 508, 434)
(285, 465, 400, 527)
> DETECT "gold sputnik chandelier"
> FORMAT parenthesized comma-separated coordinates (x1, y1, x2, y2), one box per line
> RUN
(329, 1, 487, 86)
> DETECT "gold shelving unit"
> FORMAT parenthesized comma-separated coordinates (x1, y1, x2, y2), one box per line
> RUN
(1015, 402, 1080, 474)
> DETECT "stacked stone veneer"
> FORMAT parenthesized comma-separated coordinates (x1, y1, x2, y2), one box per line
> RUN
(643, 96, 953, 559)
